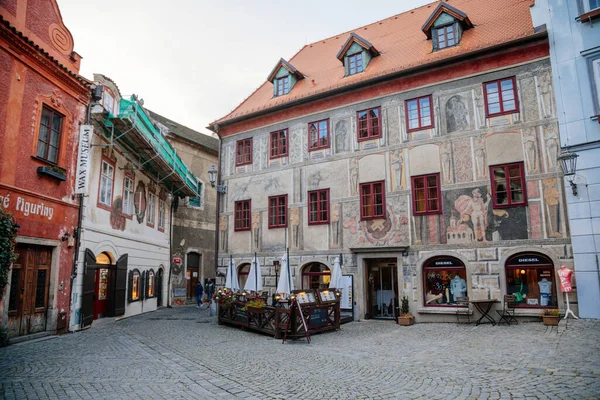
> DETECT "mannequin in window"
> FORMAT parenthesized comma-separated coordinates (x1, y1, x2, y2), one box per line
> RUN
(538, 278, 552, 306)
(508, 277, 529, 303)
(449, 275, 467, 303)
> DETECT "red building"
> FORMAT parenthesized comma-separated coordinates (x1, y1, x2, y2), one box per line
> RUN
(0, 0, 89, 338)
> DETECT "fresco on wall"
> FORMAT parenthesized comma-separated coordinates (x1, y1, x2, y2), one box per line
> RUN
(440, 142, 454, 184)
(473, 136, 487, 179)
(349, 158, 359, 196)
(543, 178, 562, 238)
(474, 88, 486, 129)
(252, 211, 261, 250)
(446, 95, 470, 133)
(390, 149, 405, 191)
(387, 106, 401, 145)
(335, 120, 349, 153)
(229, 175, 283, 202)
(110, 196, 126, 231)
(219, 215, 228, 251)
(538, 72, 555, 118)
(134, 181, 146, 224)
(290, 129, 303, 164)
(413, 214, 443, 245)
(330, 203, 342, 249)
(543, 124, 560, 172)
(452, 138, 473, 183)
(289, 207, 302, 249)
(523, 127, 541, 174)
(343, 198, 409, 247)
(444, 186, 528, 243)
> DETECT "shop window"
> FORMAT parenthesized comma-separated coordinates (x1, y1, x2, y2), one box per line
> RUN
(234, 200, 251, 231)
(34, 268, 48, 310)
(8, 268, 20, 312)
(238, 263, 250, 288)
(123, 176, 134, 216)
(275, 76, 291, 96)
(147, 192, 156, 227)
(406, 95, 434, 132)
(308, 119, 329, 151)
(158, 198, 166, 231)
(147, 269, 155, 298)
(483, 77, 519, 117)
(236, 138, 252, 166)
(347, 52, 363, 75)
(302, 263, 331, 290)
(129, 269, 141, 302)
(308, 189, 329, 225)
(98, 160, 115, 208)
(505, 253, 557, 308)
(360, 181, 385, 220)
(268, 194, 288, 228)
(270, 129, 288, 159)
(357, 107, 381, 141)
(423, 256, 467, 306)
(37, 106, 63, 164)
(490, 162, 527, 208)
(411, 173, 441, 215)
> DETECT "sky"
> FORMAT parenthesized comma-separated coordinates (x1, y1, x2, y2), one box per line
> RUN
(58, 0, 433, 135)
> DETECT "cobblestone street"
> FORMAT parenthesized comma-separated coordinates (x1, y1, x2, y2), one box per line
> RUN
(1, 306, 599, 400)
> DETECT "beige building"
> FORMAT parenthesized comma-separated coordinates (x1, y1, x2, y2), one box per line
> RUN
(209, 0, 575, 322)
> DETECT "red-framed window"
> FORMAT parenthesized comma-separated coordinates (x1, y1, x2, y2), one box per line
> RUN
(270, 129, 288, 159)
(406, 95, 434, 132)
(275, 76, 290, 96)
(436, 25, 456, 49)
(37, 106, 64, 165)
(268, 194, 288, 228)
(236, 138, 252, 166)
(357, 107, 381, 141)
(490, 162, 527, 208)
(412, 174, 441, 215)
(360, 181, 385, 220)
(347, 52, 363, 75)
(308, 119, 329, 150)
(308, 189, 329, 225)
(483, 77, 519, 117)
(234, 200, 251, 231)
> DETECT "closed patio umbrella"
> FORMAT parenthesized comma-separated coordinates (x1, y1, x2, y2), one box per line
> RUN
(276, 252, 294, 295)
(329, 256, 344, 290)
(225, 255, 240, 292)
(244, 253, 263, 293)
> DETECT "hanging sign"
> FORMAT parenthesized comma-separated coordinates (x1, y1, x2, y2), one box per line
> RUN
(173, 257, 182, 265)
(75, 125, 92, 194)
(340, 275, 353, 310)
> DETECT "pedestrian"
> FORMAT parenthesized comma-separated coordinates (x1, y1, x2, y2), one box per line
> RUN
(195, 281, 203, 308)
(205, 278, 215, 304)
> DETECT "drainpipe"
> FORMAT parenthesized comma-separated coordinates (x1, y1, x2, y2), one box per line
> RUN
(214, 127, 222, 279)
(167, 198, 174, 307)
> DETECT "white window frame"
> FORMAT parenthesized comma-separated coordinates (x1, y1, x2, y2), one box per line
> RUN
(147, 192, 156, 226)
(593, 59, 600, 109)
(586, 0, 600, 12)
(123, 176, 134, 215)
(158, 199, 166, 230)
(99, 161, 114, 207)
(103, 91, 115, 114)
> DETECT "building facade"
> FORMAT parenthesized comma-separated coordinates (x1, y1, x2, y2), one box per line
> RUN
(148, 110, 219, 304)
(531, 0, 600, 318)
(0, 0, 89, 338)
(210, 0, 575, 322)
(69, 75, 201, 330)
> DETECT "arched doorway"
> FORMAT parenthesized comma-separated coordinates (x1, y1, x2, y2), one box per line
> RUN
(422, 256, 467, 306)
(156, 268, 164, 307)
(505, 252, 556, 308)
(238, 263, 250, 289)
(93, 252, 113, 320)
(186, 252, 201, 300)
(301, 262, 330, 290)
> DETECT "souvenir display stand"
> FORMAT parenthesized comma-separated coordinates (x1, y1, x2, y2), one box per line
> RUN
(217, 289, 341, 340)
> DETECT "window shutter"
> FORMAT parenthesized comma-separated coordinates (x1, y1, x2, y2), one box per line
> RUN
(127, 270, 133, 302)
(141, 271, 146, 301)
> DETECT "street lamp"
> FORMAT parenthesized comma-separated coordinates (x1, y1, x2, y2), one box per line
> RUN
(208, 164, 227, 193)
(557, 151, 579, 196)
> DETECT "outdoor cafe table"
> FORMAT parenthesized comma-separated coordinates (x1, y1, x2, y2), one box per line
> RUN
(470, 299, 500, 326)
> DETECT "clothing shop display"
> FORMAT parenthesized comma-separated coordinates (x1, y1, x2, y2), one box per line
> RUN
(449, 275, 467, 302)
(538, 278, 552, 306)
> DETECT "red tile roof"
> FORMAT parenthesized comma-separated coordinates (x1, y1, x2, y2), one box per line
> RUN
(212, 0, 537, 126)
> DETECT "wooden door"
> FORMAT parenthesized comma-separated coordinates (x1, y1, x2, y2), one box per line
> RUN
(156, 269, 163, 307)
(113, 254, 128, 316)
(81, 249, 97, 328)
(7, 245, 51, 337)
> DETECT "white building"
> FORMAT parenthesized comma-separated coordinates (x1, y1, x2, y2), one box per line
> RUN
(531, 0, 600, 318)
(69, 75, 201, 330)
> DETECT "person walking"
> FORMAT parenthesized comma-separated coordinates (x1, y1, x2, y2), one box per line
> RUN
(205, 278, 215, 305)
(195, 281, 204, 308)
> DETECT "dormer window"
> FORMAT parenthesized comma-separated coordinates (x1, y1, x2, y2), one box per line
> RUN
(337, 33, 379, 77)
(421, 2, 473, 52)
(267, 58, 304, 98)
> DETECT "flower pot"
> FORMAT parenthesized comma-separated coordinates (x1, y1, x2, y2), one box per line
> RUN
(37, 166, 66, 182)
(246, 306, 264, 313)
(398, 315, 415, 326)
(543, 315, 559, 326)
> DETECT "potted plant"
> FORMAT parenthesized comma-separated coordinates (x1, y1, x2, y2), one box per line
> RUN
(540, 309, 560, 326)
(37, 165, 67, 181)
(398, 296, 415, 326)
(242, 298, 265, 313)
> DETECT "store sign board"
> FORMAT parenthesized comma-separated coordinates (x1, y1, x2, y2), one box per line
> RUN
(428, 258, 463, 268)
(75, 125, 92, 194)
(173, 257, 182, 265)
(340, 275, 353, 310)
(0, 190, 58, 222)
(507, 254, 550, 265)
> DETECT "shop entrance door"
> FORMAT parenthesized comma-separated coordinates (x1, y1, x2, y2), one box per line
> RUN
(7, 245, 52, 338)
(186, 252, 201, 301)
(365, 259, 398, 320)
(93, 268, 110, 319)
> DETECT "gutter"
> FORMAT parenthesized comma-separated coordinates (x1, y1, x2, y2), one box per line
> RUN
(213, 127, 222, 277)
(208, 31, 549, 132)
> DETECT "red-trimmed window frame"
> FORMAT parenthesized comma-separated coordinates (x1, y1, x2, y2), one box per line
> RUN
(97, 156, 116, 212)
(359, 181, 386, 220)
(36, 105, 64, 165)
(435, 24, 456, 50)
(275, 76, 290, 97)
(146, 191, 156, 228)
(357, 107, 381, 142)
(268, 194, 288, 229)
(411, 173, 442, 215)
(234, 200, 251, 231)
(236, 138, 252, 166)
(489, 162, 528, 208)
(483, 77, 519, 118)
(122, 172, 134, 220)
(308, 119, 330, 151)
(405, 95, 434, 132)
(347, 52, 364, 75)
(270, 129, 288, 159)
(308, 189, 330, 225)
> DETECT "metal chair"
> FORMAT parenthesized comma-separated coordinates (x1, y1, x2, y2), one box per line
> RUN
(496, 294, 518, 326)
(455, 296, 471, 324)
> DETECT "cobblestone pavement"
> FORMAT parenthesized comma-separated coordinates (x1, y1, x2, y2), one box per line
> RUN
(1, 306, 599, 400)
